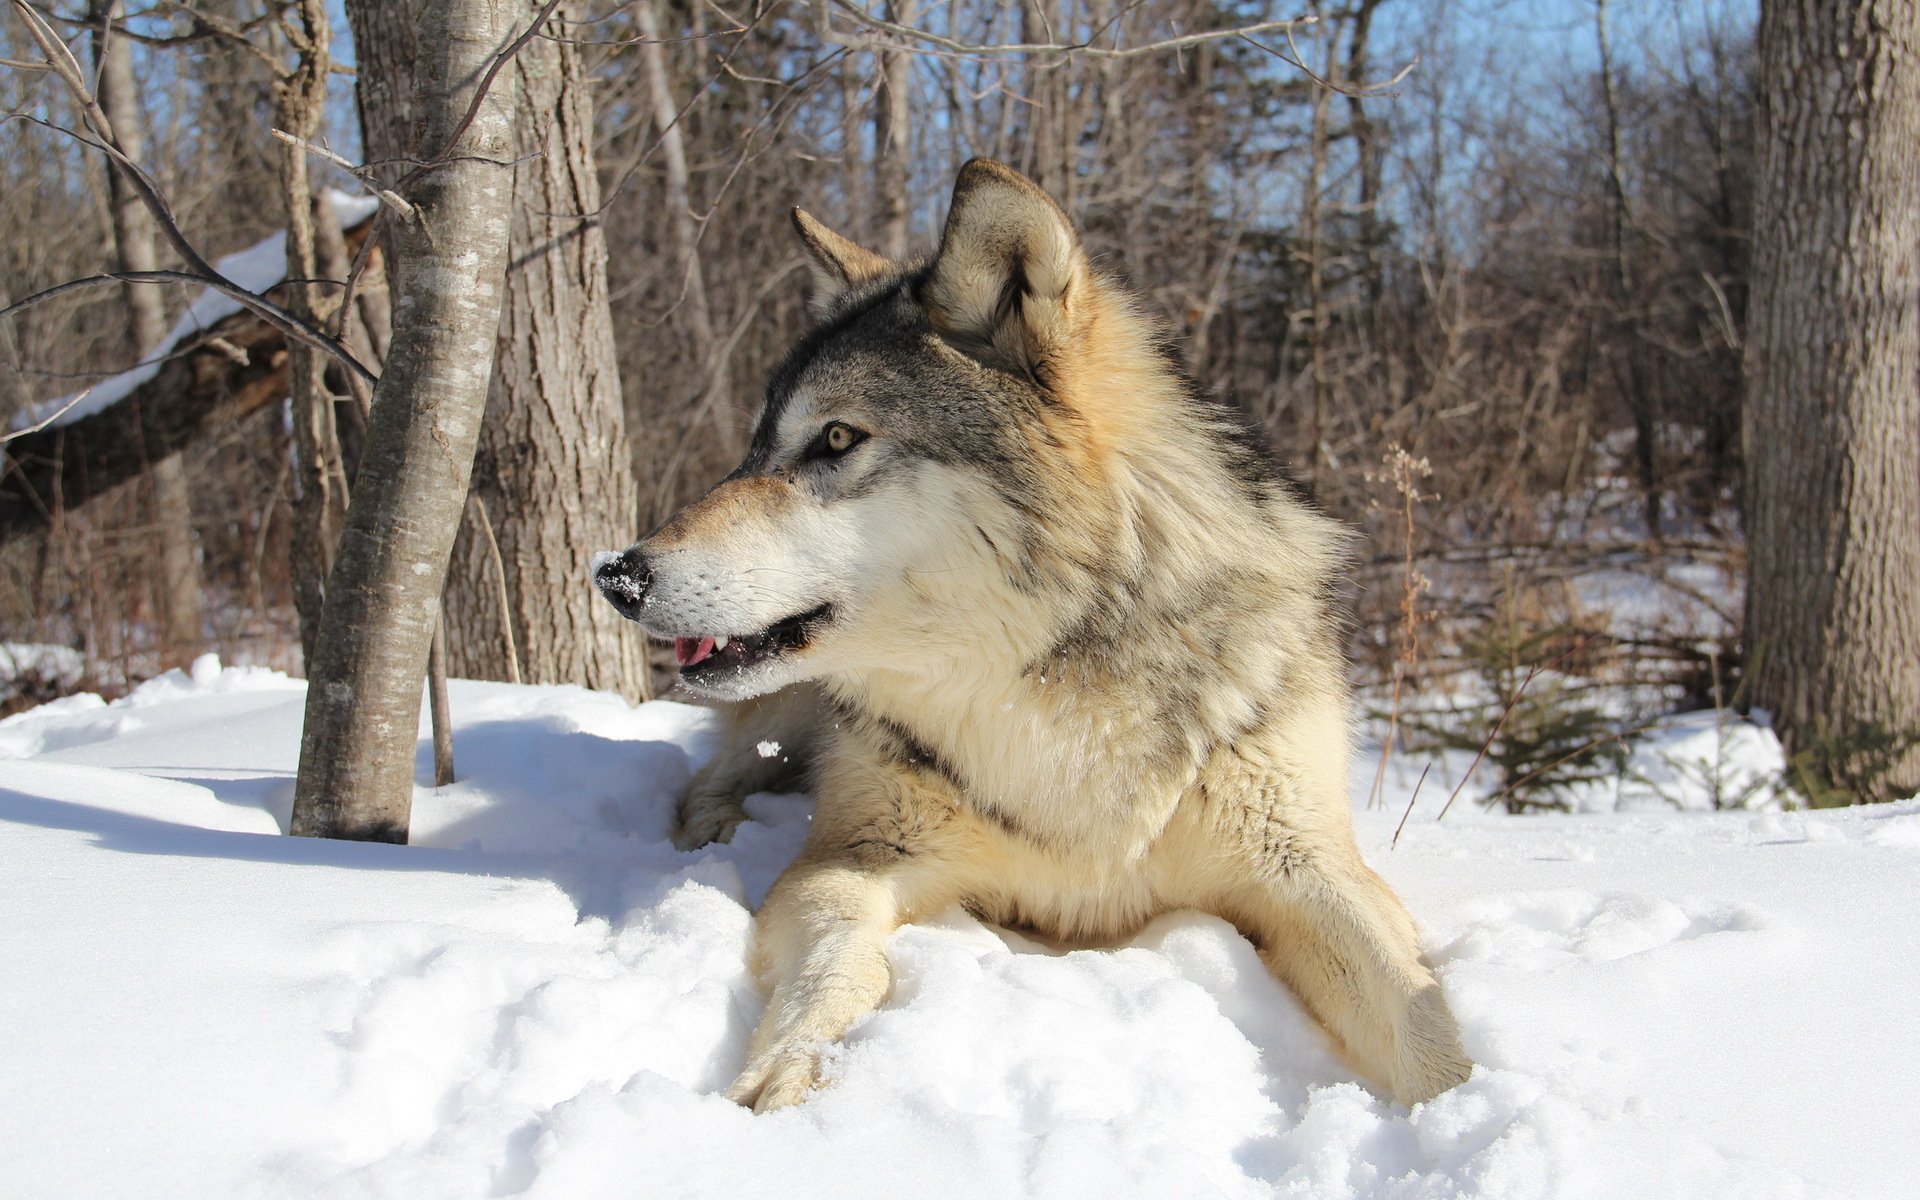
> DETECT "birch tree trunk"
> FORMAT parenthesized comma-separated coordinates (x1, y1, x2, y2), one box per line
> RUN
(290, 0, 519, 841)
(1744, 0, 1920, 802)
(89, 0, 202, 666)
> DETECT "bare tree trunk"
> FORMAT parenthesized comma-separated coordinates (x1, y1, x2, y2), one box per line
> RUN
(872, 1, 918, 259)
(1301, 21, 1334, 490)
(346, 0, 647, 701)
(1744, 0, 1920, 802)
(276, 0, 349, 670)
(1595, 0, 1662, 541)
(444, 0, 649, 700)
(1344, 0, 1385, 325)
(290, 0, 520, 841)
(88, 0, 202, 666)
(639, 0, 729, 518)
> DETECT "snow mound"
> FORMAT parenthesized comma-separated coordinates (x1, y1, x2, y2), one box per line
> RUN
(1, 661, 1915, 1198)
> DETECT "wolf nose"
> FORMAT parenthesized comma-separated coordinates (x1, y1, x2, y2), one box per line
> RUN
(592, 547, 652, 621)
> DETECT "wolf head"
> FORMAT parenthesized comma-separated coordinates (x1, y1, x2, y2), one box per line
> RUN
(596, 160, 1320, 701)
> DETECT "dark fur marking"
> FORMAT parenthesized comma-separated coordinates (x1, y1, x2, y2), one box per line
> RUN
(845, 835, 913, 864)
(969, 794, 1049, 846)
(864, 711, 1058, 851)
(871, 715, 966, 793)
(747, 275, 921, 470)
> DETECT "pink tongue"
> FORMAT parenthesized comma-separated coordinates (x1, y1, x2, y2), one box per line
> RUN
(675, 636, 717, 667)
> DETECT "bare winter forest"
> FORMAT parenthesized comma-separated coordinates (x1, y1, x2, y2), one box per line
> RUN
(2, 0, 1914, 811)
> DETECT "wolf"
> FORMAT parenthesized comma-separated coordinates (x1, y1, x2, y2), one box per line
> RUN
(594, 160, 1473, 1112)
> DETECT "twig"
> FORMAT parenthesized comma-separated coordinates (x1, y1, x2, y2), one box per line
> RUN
(824, 1, 1314, 61)
(1435, 636, 1595, 821)
(1, 388, 92, 443)
(404, 0, 565, 182)
(466, 491, 521, 685)
(1237, 25, 1419, 99)
(1433, 663, 1538, 823)
(269, 129, 416, 220)
(1390, 761, 1434, 850)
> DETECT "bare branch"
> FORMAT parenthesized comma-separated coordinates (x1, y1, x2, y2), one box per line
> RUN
(0, 386, 90, 443)
(824, 0, 1314, 61)
(0, 271, 375, 386)
(269, 128, 417, 219)
(1237, 24, 1419, 99)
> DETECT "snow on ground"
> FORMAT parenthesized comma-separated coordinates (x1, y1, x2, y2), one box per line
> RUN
(2, 659, 1916, 1199)
(9, 191, 380, 432)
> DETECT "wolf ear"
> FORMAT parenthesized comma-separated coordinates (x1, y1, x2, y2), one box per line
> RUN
(791, 208, 894, 319)
(921, 159, 1088, 377)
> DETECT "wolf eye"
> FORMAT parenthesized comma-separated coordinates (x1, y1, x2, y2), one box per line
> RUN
(808, 421, 867, 460)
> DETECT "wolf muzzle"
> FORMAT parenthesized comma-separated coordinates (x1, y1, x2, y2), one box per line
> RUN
(592, 548, 652, 621)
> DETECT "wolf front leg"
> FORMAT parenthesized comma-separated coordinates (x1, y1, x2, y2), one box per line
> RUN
(728, 749, 969, 1111)
(727, 860, 902, 1111)
(1227, 845, 1473, 1105)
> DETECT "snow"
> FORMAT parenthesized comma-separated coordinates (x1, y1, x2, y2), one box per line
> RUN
(10, 191, 381, 432)
(2, 659, 1916, 1199)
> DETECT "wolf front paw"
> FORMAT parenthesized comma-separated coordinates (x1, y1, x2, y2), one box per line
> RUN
(672, 788, 748, 850)
(726, 1042, 826, 1112)
(1393, 1045, 1473, 1105)
(1390, 984, 1474, 1104)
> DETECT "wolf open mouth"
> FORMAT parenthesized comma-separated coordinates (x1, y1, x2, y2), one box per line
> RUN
(674, 604, 834, 677)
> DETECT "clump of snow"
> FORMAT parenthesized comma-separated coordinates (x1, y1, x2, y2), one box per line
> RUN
(588, 550, 623, 576)
(1, 666, 1916, 1198)
(10, 191, 381, 432)
(756, 739, 781, 758)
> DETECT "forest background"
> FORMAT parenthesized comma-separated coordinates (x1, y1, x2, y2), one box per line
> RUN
(4, 0, 1910, 815)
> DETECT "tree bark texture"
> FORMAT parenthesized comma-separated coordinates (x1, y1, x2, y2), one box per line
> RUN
(1744, 0, 1920, 801)
(90, 1, 203, 665)
(290, 0, 520, 841)
(443, 4, 648, 700)
(350, 0, 648, 701)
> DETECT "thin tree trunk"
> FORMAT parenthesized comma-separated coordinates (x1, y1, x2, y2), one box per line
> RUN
(290, 0, 520, 841)
(639, 0, 729, 520)
(1595, 0, 1662, 541)
(872, 1, 917, 260)
(1744, 0, 1920, 802)
(276, 0, 348, 670)
(1345, 0, 1385, 325)
(444, 0, 649, 700)
(427, 610, 455, 786)
(637, 0, 721, 376)
(89, 0, 202, 666)
(1301, 22, 1334, 489)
